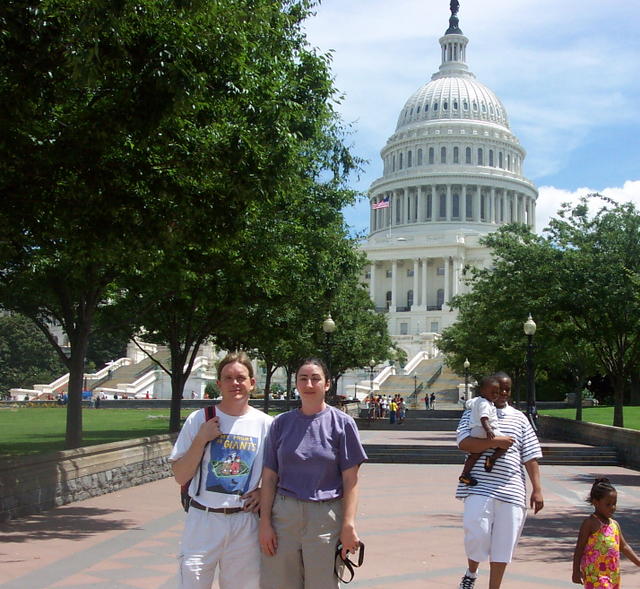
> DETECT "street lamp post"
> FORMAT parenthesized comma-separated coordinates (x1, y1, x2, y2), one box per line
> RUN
(322, 314, 336, 404)
(523, 313, 537, 430)
(368, 359, 376, 398)
(463, 358, 470, 401)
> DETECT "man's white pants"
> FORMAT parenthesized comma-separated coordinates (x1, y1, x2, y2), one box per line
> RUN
(178, 508, 260, 589)
(463, 494, 526, 563)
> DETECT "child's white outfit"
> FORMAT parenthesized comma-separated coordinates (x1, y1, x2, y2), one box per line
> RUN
(465, 396, 503, 438)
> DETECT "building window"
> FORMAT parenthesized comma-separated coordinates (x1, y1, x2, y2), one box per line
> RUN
(434, 102, 438, 111)
(417, 148, 423, 165)
(399, 152, 403, 170)
(452, 193, 460, 218)
(466, 193, 473, 218)
(463, 100, 468, 110)
(430, 321, 439, 333)
(453, 100, 458, 110)
(465, 147, 471, 164)
(489, 150, 494, 167)
(437, 265, 445, 276)
(407, 269, 414, 277)
(437, 289, 445, 307)
(386, 290, 392, 309)
(365, 271, 371, 279)
(439, 193, 446, 218)
(407, 151, 412, 167)
(400, 322, 408, 335)
(440, 147, 446, 163)
(499, 152, 503, 168)
(392, 155, 396, 172)
(407, 290, 414, 307)
(427, 193, 433, 219)
(429, 148, 434, 164)
(507, 154, 511, 171)
(443, 101, 448, 110)
(453, 146, 459, 163)
(477, 148, 484, 165)
(481, 193, 486, 220)
(386, 269, 392, 278)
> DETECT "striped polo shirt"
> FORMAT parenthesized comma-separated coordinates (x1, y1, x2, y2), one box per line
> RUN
(455, 404, 542, 507)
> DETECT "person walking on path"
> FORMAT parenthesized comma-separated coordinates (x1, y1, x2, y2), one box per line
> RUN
(430, 392, 436, 410)
(259, 357, 367, 589)
(389, 397, 398, 424)
(170, 352, 273, 589)
(572, 477, 640, 587)
(455, 371, 544, 589)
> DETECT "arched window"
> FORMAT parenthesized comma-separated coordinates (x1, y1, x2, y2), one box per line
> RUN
(443, 101, 448, 110)
(453, 100, 458, 110)
(440, 147, 446, 163)
(433, 102, 439, 111)
(452, 193, 460, 218)
(477, 148, 484, 165)
(417, 105, 421, 113)
(453, 146, 459, 164)
(407, 151, 412, 167)
(463, 100, 468, 110)
(489, 150, 494, 167)
(425, 103, 429, 112)
(439, 193, 446, 218)
(429, 147, 435, 164)
(417, 148, 423, 165)
(465, 147, 471, 164)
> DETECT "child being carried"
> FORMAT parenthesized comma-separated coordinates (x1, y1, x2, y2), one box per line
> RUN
(458, 375, 505, 486)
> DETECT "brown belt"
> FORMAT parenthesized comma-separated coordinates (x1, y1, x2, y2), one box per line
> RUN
(190, 500, 243, 514)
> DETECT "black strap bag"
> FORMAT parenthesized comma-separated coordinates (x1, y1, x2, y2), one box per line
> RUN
(334, 541, 365, 584)
(180, 404, 216, 512)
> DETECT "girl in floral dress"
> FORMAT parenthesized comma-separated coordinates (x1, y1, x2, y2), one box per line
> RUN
(572, 478, 640, 588)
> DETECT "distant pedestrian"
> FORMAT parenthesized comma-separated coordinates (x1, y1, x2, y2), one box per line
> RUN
(389, 398, 398, 424)
(424, 395, 429, 410)
(430, 392, 436, 410)
(398, 398, 406, 424)
(572, 478, 640, 587)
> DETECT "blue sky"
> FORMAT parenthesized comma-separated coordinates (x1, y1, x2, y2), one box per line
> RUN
(303, 0, 640, 235)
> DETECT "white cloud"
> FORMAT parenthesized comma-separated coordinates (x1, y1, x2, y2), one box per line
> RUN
(536, 180, 640, 234)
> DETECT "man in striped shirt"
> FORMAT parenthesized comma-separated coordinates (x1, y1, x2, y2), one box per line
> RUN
(455, 372, 544, 589)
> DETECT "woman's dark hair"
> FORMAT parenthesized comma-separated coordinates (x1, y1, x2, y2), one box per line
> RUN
(295, 357, 331, 382)
(492, 371, 511, 381)
(586, 478, 616, 503)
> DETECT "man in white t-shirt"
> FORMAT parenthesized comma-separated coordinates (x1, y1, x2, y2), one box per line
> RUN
(170, 352, 273, 589)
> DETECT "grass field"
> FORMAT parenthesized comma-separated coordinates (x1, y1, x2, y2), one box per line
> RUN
(539, 406, 640, 430)
(0, 407, 195, 457)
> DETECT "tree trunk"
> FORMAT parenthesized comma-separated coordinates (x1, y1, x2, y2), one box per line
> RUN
(612, 374, 624, 428)
(169, 369, 188, 433)
(262, 360, 273, 414)
(65, 345, 87, 449)
(285, 368, 293, 411)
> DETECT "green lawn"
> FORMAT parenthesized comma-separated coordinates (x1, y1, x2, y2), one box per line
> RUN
(539, 406, 640, 430)
(0, 407, 194, 457)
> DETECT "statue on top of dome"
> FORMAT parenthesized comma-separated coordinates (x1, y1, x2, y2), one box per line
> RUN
(446, 0, 463, 35)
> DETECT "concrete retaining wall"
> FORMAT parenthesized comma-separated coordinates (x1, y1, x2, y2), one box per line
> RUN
(537, 415, 640, 470)
(0, 433, 177, 522)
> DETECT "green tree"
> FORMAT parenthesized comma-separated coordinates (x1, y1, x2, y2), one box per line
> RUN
(0, 313, 66, 395)
(0, 0, 356, 444)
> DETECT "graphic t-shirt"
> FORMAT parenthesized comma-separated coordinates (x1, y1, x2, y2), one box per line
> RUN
(170, 406, 273, 508)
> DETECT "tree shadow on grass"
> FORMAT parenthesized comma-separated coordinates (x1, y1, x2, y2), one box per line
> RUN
(0, 506, 138, 544)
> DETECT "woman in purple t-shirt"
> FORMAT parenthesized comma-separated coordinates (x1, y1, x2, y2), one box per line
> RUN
(259, 357, 367, 588)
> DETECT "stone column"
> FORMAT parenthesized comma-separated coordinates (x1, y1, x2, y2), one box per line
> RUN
(412, 258, 419, 310)
(421, 257, 429, 309)
(443, 257, 451, 308)
(390, 259, 398, 312)
(446, 184, 452, 221)
(462, 184, 467, 219)
(369, 262, 376, 306)
(531, 198, 536, 230)
(491, 187, 497, 223)
(474, 185, 481, 222)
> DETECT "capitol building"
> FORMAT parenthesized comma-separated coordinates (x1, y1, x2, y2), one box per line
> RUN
(362, 2, 537, 357)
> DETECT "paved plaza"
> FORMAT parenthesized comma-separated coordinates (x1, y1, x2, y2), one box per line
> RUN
(2, 431, 640, 589)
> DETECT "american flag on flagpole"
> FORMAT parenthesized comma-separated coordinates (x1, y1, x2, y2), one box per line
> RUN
(372, 196, 390, 210)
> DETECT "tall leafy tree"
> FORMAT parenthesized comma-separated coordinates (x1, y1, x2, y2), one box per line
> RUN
(0, 0, 354, 445)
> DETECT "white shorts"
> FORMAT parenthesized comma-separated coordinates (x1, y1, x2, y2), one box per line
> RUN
(463, 494, 526, 563)
(469, 425, 503, 439)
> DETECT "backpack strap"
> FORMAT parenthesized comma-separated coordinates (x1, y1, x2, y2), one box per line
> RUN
(195, 404, 217, 498)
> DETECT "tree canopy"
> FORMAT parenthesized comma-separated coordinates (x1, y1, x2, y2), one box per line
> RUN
(440, 196, 640, 427)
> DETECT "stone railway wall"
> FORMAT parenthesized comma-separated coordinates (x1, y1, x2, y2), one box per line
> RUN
(0, 434, 177, 522)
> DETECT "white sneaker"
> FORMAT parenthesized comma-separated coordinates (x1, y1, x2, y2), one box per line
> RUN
(458, 574, 476, 589)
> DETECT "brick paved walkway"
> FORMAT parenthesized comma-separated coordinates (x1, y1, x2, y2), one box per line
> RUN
(2, 434, 640, 588)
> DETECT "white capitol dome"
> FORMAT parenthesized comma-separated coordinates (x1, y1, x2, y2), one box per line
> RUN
(362, 2, 537, 348)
